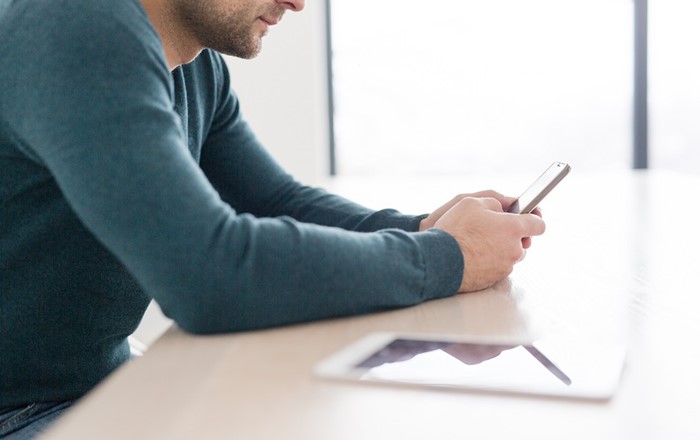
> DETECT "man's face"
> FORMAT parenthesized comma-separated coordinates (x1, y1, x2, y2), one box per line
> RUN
(170, 0, 302, 59)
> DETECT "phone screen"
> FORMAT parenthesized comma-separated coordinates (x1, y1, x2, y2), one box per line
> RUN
(507, 162, 570, 214)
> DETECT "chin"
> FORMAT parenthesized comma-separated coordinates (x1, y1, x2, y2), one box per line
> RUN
(221, 39, 262, 60)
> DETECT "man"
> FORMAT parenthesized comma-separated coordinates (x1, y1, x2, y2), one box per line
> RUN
(0, 0, 545, 437)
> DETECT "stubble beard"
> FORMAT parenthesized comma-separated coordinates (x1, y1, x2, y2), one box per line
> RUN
(172, 1, 282, 59)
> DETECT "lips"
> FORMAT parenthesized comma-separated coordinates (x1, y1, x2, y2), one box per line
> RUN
(259, 16, 280, 26)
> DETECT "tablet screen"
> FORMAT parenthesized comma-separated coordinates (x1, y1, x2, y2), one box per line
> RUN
(315, 334, 625, 400)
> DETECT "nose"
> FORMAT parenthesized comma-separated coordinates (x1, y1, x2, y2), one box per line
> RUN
(278, 0, 304, 12)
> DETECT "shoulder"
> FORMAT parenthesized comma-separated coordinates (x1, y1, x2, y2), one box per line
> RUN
(1, 0, 150, 31)
(1, 0, 163, 67)
(0, 0, 170, 109)
(0, 0, 174, 158)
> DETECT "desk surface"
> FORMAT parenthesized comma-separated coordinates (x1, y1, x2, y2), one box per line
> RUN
(43, 170, 700, 440)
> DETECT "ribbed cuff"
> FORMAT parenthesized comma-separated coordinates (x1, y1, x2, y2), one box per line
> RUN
(411, 229, 463, 301)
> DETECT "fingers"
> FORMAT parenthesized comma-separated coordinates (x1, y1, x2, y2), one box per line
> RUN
(447, 190, 513, 211)
(443, 196, 504, 218)
(448, 198, 546, 240)
(517, 212, 546, 237)
(478, 196, 506, 212)
(434, 190, 538, 218)
(422, 192, 503, 231)
(515, 215, 542, 261)
(469, 190, 512, 210)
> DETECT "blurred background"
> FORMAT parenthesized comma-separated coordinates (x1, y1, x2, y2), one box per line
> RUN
(226, 0, 699, 183)
(331, 0, 699, 176)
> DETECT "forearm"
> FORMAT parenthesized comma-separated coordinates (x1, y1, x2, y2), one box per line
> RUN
(201, 125, 424, 232)
(156, 217, 462, 333)
(54, 152, 462, 333)
(27, 112, 461, 334)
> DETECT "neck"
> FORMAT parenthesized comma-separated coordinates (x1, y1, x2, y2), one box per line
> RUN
(140, 0, 202, 71)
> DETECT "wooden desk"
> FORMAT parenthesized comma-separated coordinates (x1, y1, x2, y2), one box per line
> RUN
(42, 171, 700, 439)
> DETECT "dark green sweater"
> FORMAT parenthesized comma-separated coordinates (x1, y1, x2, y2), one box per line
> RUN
(0, 0, 462, 407)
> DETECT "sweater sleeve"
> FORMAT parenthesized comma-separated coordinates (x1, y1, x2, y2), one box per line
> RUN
(200, 55, 425, 233)
(2, 2, 463, 334)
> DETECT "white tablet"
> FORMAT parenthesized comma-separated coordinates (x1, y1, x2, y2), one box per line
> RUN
(314, 332, 626, 400)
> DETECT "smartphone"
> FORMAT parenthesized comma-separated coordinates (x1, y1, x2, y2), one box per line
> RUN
(314, 332, 626, 400)
(506, 162, 571, 214)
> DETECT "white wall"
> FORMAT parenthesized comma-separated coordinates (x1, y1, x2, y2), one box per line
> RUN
(224, 1, 330, 185)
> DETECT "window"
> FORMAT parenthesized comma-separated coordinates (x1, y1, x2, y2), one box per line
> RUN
(649, 0, 700, 174)
(330, 1, 635, 176)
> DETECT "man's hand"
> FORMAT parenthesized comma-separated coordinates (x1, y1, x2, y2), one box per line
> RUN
(430, 195, 546, 293)
(419, 190, 515, 232)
